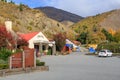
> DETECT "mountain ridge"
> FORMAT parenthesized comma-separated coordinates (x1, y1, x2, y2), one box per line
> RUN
(34, 6, 84, 23)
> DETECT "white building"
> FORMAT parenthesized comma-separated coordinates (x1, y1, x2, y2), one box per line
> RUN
(19, 32, 56, 55)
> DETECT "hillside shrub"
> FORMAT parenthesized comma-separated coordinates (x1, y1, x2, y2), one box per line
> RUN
(97, 42, 120, 53)
(36, 59, 45, 66)
(19, 3, 23, 11)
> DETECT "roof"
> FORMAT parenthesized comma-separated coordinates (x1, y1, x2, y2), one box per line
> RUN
(73, 41, 81, 45)
(19, 32, 39, 41)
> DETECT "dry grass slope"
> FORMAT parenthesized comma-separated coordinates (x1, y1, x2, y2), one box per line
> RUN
(0, 2, 76, 39)
(72, 9, 120, 33)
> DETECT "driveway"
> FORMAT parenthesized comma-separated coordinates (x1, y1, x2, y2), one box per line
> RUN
(1, 52, 120, 80)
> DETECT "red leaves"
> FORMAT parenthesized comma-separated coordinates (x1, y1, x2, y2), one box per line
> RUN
(0, 25, 15, 48)
(17, 38, 28, 48)
(53, 33, 66, 51)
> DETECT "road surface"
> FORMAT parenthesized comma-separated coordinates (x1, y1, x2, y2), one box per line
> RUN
(1, 52, 120, 80)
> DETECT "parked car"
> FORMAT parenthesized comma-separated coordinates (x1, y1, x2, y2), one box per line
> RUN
(98, 49, 112, 57)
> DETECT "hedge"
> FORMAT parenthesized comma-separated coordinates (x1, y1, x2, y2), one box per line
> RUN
(36, 59, 45, 66)
(97, 42, 120, 53)
(0, 64, 9, 70)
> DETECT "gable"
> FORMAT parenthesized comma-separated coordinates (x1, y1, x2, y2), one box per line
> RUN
(29, 32, 49, 42)
(19, 32, 39, 41)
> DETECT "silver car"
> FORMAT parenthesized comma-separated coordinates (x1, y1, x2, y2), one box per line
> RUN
(98, 50, 112, 57)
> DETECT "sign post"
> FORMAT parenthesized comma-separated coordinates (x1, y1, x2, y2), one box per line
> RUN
(9, 47, 36, 69)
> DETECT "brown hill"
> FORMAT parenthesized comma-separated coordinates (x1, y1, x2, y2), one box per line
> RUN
(72, 9, 120, 33)
(35, 7, 84, 23)
(0, 2, 76, 39)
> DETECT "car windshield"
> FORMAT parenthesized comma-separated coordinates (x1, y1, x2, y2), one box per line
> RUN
(100, 50, 105, 52)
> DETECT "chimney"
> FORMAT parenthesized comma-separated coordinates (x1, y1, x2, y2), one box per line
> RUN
(5, 20, 12, 32)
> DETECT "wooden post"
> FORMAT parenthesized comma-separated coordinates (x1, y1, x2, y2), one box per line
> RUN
(39, 43, 42, 54)
(34, 51, 36, 68)
(52, 44, 56, 55)
(22, 51, 25, 69)
(9, 56, 12, 70)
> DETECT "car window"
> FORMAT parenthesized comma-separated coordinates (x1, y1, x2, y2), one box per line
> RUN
(107, 50, 111, 52)
(100, 50, 105, 52)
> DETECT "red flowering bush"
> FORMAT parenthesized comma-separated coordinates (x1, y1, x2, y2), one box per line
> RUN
(0, 25, 15, 48)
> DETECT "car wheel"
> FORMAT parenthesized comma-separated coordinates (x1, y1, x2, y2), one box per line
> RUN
(98, 55, 101, 57)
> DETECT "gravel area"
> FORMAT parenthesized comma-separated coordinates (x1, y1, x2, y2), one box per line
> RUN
(0, 52, 120, 80)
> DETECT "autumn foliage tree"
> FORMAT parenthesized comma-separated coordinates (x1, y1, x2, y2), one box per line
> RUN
(0, 25, 15, 49)
(114, 30, 120, 43)
(53, 33, 66, 51)
(17, 38, 28, 49)
(101, 28, 115, 42)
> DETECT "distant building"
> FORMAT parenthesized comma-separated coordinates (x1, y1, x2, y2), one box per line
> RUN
(19, 32, 56, 56)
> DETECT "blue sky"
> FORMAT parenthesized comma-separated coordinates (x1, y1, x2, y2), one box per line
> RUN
(12, 0, 120, 17)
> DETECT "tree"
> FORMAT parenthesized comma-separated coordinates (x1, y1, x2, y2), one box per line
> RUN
(17, 38, 28, 49)
(10, 0, 15, 4)
(82, 25, 88, 30)
(114, 31, 120, 43)
(101, 28, 115, 42)
(19, 3, 23, 11)
(93, 25, 98, 32)
(77, 32, 87, 44)
(0, 25, 15, 49)
(1, 0, 7, 2)
(53, 33, 66, 51)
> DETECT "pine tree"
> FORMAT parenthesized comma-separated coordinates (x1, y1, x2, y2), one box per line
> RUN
(19, 3, 23, 11)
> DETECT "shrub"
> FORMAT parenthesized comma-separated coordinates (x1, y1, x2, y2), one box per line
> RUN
(0, 64, 9, 70)
(36, 59, 45, 66)
(0, 59, 8, 64)
(97, 42, 120, 53)
(0, 48, 13, 61)
(19, 3, 23, 11)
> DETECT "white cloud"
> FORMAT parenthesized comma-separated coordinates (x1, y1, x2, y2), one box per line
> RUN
(13, 0, 120, 17)
(40, 0, 120, 17)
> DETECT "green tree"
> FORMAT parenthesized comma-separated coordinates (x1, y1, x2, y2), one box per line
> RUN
(1, 0, 7, 2)
(4, 0, 7, 2)
(101, 28, 115, 42)
(10, 0, 15, 4)
(82, 25, 88, 31)
(77, 32, 87, 44)
(114, 31, 120, 43)
(19, 3, 23, 11)
(93, 25, 98, 32)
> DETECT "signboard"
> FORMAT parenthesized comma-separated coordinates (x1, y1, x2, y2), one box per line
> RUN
(10, 47, 36, 69)
(11, 52, 22, 68)
(24, 47, 34, 68)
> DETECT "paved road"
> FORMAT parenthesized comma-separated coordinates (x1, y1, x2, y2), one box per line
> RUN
(1, 52, 120, 80)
